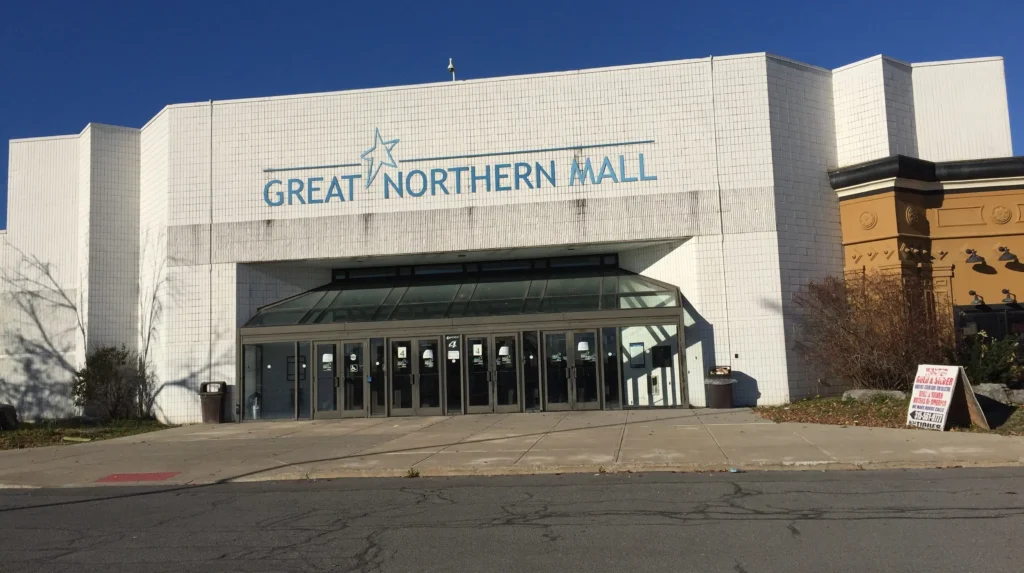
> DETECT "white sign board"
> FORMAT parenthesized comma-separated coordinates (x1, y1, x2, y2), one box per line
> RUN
(906, 364, 989, 431)
(906, 365, 958, 430)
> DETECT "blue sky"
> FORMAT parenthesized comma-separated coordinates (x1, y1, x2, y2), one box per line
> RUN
(1, 0, 1021, 229)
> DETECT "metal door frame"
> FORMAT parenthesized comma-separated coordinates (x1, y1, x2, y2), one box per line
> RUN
(542, 330, 602, 411)
(442, 334, 464, 415)
(338, 339, 371, 418)
(464, 334, 494, 414)
(491, 332, 523, 414)
(389, 337, 444, 417)
(463, 332, 523, 414)
(312, 339, 370, 419)
(570, 330, 602, 410)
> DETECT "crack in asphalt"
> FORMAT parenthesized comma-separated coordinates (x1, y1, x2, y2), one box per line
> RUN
(2, 471, 1023, 571)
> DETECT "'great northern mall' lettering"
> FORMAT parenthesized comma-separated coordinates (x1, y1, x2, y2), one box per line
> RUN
(263, 153, 656, 207)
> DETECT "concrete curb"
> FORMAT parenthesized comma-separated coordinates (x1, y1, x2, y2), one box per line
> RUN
(220, 457, 1024, 483)
(3, 458, 1023, 489)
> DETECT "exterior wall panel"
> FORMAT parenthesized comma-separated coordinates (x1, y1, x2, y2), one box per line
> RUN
(1, 51, 1015, 421)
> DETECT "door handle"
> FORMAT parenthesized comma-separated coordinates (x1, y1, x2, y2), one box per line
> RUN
(335, 377, 340, 388)
(411, 373, 416, 385)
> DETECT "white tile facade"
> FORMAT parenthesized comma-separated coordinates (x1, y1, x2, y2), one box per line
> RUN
(912, 58, 1014, 161)
(2, 52, 1015, 422)
(832, 55, 1012, 168)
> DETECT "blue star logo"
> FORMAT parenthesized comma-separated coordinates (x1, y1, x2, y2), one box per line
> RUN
(360, 128, 400, 188)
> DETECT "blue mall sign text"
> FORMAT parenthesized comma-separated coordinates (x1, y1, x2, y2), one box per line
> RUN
(263, 153, 657, 207)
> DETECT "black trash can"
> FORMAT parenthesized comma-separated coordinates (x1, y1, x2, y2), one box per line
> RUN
(705, 367, 736, 409)
(200, 382, 226, 423)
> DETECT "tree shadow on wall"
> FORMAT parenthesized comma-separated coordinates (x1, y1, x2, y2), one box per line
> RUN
(0, 247, 86, 421)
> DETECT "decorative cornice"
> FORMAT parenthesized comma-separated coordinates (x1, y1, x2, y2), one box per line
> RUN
(829, 155, 1024, 192)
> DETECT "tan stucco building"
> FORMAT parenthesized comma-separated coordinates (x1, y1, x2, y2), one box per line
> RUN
(830, 156, 1024, 337)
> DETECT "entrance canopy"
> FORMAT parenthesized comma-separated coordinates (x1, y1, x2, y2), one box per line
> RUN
(245, 256, 680, 328)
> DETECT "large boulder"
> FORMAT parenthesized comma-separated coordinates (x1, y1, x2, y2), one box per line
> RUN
(1007, 389, 1024, 405)
(972, 383, 1010, 405)
(0, 403, 18, 430)
(842, 389, 907, 403)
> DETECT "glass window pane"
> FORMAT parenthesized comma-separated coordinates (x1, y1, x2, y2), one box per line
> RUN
(462, 279, 531, 316)
(481, 260, 532, 271)
(619, 293, 677, 309)
(374, 286, 408, 320)
(446, 283, 477, 318)
(601, 275, 618, 310)
(549, 255, 601, 268)
(243, 342, 296, 420)
(540, 276, 602, 312)
(620, 325, 681, 407)
(300, 290, 340, 324)
(315, 287, 394, 323)
(268, 291, 326, 311)
(246, 310, 315, 327)
(297, 342, 311, 419)
(389, 283, 460, 320)
(246, 267, 680, 326)
(618, 275, 667, 294)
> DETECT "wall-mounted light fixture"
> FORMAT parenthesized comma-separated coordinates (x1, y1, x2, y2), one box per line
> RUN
(969, 290, 984, 305)
(1002, 289, 1017, 304)
(965, 249, 985, 264)
(999, 246, 1017, 262)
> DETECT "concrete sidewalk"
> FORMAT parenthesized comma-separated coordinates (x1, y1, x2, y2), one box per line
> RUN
(2, 409, 1024, 488)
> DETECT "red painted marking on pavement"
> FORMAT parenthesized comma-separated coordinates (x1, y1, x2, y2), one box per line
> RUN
(96, 472, 181, 483)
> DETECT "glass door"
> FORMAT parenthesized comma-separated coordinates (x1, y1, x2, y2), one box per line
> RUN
(314, 342, 339, 418)
(493, 334, 520, 413)
(314, 341, 367, 418)
(444, 335, 463, 415)
(544, 333, 571, 410)
(466, 336, 491, 414)
(543, 331, 601, 411)
(390, 340, 415, 416)
(572, 331, 601, 410)
(390, 338, 443, 416)
(341, 341, 366, 417)
(417, 338, 443, 416)
(465, 334, 521, 413)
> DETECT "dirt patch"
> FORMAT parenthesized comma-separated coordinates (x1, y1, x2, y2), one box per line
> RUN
(756, 396, 1024, 437)
(0, 419, 167, 450)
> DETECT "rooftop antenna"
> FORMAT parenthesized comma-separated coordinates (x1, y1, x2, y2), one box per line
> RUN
(448, 58, 456, 81)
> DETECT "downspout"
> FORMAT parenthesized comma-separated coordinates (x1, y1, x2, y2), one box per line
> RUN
(208, 99, 214, 388)
(710, 56, 734, 366)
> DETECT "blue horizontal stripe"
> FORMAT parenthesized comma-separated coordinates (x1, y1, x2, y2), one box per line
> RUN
(262, 139, 654, 173)
(399, 139, 655, 164)
(263, 162, 361, 174)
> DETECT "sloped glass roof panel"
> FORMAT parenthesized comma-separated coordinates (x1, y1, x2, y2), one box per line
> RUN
(457, 279, 532, 317)
(388, 283, 461, 321)
(245, 268, 678, 327)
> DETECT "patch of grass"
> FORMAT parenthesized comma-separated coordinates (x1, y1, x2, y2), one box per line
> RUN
(756, 395, 1024, 437)
(0, 419, 167, 451)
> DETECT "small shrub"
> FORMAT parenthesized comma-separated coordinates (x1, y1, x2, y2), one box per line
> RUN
(794, 272, 954, 392)
(405, 468, 421, 478)
(72, 346, 154, 421)
(959, 331, 1023, 385)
